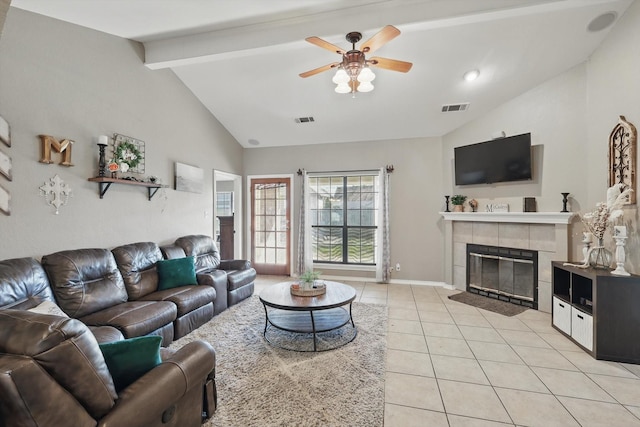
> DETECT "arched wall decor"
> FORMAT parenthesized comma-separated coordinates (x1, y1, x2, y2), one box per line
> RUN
(609, 115, 637, 205)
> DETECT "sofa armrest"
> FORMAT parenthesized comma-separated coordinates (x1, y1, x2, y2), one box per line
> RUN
(98, 341, 215, 427)
(219, 259, 251, 271)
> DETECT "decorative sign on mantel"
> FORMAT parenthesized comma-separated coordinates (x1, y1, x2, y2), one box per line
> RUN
(485, 203, 509, 213)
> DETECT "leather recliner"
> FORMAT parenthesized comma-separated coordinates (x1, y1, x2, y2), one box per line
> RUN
(0, 309, 216, 427)
(0, 257, 124, 343)
(174, 235, 256, 310)
(111, 242, 216, 340)
(42, 248, 177, 346)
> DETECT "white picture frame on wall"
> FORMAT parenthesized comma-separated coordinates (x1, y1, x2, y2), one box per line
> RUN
(175, 162, 203, 194)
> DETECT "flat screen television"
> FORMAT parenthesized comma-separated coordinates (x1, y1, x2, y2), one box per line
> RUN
(454, 133, 532, 185)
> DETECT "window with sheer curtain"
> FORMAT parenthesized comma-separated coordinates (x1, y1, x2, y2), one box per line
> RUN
(308, 174, 378, 265)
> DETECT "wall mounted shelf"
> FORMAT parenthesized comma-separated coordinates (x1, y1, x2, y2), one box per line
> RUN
(88, 177, 166, 200)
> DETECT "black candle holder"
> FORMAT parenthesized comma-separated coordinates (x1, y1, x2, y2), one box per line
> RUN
(561, 192, 570, 213)
(444, 195, 450, 212)
(97, 143, 107, 177)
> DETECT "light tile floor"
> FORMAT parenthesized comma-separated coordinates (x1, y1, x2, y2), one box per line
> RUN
(254, 276, 640, 426)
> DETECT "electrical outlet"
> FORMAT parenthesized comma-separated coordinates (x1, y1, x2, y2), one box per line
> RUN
(395, 263, 401, 271)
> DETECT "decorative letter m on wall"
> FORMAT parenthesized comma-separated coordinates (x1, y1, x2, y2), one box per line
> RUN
(39, 135, 74, 167)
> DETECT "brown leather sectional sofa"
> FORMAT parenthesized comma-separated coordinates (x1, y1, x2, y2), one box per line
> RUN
(0, 234, 256, 427)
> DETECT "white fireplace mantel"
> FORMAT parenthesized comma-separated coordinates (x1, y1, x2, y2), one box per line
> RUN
(439, 211, 576, 225)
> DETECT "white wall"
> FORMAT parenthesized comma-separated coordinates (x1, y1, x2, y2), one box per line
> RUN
(243, 137, 444, 282)
(0, 8, 244, 260)
(442, 1, 640, 272)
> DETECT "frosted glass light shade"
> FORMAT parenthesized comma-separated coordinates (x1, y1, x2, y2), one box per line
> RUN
(357, 81, 374, 92)
(357, 67, 375, 83)
(335, 83, 351, 93)
(332, 69, 349, 84)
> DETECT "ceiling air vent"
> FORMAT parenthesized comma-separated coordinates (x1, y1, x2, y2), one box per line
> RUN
(294, 116, 315, 123)
(441, 103, 470, 113)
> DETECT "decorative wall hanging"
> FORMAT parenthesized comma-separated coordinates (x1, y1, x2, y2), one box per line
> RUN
(39, 135, 74, 166)
(39, 174, 72, 214)
(0, 183, 9, 215)
(0, 148, 11, 181)
(113, 133, 145, 174)
(608, 115, 637, 204)
(175, 162, 203, 193)
(0, 115, 9, 147)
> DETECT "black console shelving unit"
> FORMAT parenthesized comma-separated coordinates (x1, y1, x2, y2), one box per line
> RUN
(552, 261, 640, 364)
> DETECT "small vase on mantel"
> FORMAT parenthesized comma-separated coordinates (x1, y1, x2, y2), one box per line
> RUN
(588, 238, 613, 269)
(453, 204, 464, 212)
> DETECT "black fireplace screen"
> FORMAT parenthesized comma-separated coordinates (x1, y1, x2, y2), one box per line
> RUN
(467, 244, 538, 308)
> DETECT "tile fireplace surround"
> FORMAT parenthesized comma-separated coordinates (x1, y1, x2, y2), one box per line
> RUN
(440, 212, 576, 313)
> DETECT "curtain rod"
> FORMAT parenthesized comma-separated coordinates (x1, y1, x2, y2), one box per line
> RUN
(297, 165, 394, 176)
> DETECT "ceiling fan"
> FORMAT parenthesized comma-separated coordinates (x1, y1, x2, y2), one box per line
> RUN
(299, 25, 413, 94)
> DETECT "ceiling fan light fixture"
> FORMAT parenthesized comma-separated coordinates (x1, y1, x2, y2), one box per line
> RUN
(335, 82, 351, 94)
(357, 67, 376, 83)
(357, 81, 374, 93)
(332, 68, 349, 84)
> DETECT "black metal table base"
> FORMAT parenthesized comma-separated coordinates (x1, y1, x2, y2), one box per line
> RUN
(262, 305, 357, 352)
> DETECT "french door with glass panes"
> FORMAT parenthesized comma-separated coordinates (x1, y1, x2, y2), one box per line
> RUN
(250, 178, 290, 275)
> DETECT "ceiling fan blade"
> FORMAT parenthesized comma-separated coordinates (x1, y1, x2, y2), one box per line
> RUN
(360, 25, 400, 54)
(305, 37, 346, 55)
(299, 62, 340, 78)
(368, 57, 413, 73)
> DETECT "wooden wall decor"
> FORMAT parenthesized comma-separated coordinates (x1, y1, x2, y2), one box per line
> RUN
(39, 135, 74, 166)
(609, 115, 637, 205)
(0, 115, 9, 147)
(0, 148, 11, 181)
(0, 182, 9, 215)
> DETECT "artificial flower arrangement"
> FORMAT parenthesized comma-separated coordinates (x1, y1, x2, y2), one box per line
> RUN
(567, 184, 633, 269)
(110, 140, 142, 173)
(581, 184, 631, 241)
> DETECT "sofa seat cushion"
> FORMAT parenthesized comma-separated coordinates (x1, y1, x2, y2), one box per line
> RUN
(79, 301, 176, 339)
(90, 325, 125, 344)
(139, 286, 216, 317)
(226, 268, 256, 292)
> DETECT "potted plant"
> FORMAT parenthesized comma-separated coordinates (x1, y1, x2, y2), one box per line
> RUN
(299, 270, 321, 289)
(451, 195, 467, 212)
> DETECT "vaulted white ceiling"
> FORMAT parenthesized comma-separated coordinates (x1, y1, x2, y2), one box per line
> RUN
(11, 0, 634, 148)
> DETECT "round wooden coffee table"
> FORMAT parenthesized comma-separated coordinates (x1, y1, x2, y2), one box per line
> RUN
(259, 281, 357, 352)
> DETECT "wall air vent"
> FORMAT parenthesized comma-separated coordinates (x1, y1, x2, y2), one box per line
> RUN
(294, 117, 315, 123)
(441, 103, 470, 113)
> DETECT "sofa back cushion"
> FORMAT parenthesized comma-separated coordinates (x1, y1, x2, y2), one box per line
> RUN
(175, 235, 221, 272)
(0, 257, 56, 309)
(0, 309, 117, 419)
(42, 248, 128, 318)
(112, 242, 163, 300)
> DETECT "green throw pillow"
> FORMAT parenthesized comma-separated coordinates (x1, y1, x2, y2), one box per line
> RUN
(99, 336, 162, 392)
(156, 256, 198, 290)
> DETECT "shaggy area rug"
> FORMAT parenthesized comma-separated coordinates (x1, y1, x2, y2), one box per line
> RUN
(170, 296, 388, 427)
(448, 291, 528, 316)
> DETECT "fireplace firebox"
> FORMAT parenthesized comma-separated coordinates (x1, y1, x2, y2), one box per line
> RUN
(466, 244, 538, 309)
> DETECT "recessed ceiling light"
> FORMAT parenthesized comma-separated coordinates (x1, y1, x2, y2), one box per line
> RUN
(588, 11, 617, 32)
(248, 139, 260, 146)
(463, 69, 480, 82)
